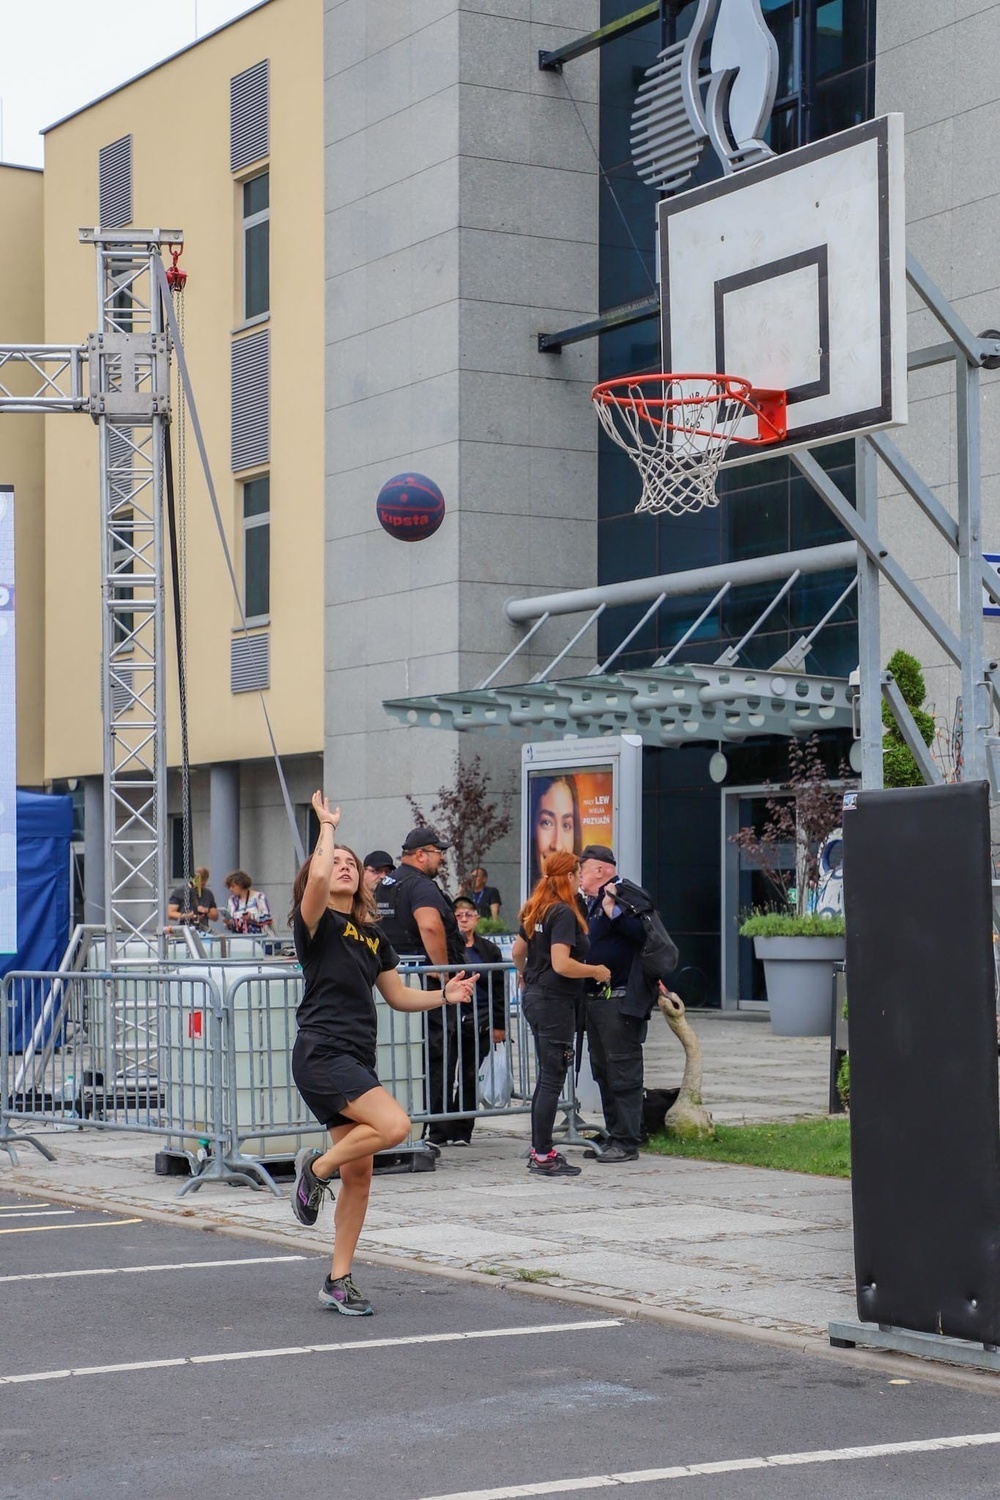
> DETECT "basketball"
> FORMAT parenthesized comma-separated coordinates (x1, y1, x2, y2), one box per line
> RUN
(375, 473, 446, 542)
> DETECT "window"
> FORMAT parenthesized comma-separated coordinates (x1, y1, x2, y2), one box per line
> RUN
(242, 474, 270, 621)
(243, 171, 269, 321)
(169, 816, 186, 881)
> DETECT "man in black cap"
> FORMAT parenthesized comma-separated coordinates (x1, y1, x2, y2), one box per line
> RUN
(375, 827, 467, 1148)
(362, 849, 395, 897)
(578, 844, 646, 1163)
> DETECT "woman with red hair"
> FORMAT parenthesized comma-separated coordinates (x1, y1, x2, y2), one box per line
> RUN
(512, 851, 611, 1178)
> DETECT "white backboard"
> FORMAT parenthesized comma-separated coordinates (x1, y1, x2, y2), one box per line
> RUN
(658, 115, 907, 460)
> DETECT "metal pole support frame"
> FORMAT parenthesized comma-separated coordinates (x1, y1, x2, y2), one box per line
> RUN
(0, 230, 182, 958)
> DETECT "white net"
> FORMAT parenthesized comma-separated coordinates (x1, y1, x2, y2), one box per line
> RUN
(592, 375, 751, 517)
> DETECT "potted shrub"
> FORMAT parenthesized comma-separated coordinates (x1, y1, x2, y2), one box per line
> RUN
(732, 736, 852, 1037)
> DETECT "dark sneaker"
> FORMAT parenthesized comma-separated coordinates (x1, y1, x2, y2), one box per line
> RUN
(584, 1143, 639, 1163)
(291, 1147, 331, 1226)
(527, 1149, 581, 1178)
(319, 1273, 374, 1316)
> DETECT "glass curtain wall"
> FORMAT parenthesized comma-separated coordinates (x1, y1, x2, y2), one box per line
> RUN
(597, 0, 876, 1004)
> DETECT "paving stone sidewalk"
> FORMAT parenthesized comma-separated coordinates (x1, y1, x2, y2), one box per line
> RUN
(1, 1011, 856, 1342)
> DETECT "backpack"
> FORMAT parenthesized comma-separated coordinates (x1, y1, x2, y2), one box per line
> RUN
(613, 878, 679, 1019)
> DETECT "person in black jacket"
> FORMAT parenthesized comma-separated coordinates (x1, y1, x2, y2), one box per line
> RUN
(450, 896, 507, 1143)
(578, 844, 647, 1164)
(374, 827, 467, 1147)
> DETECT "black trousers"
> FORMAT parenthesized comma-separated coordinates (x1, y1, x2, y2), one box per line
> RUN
(522, 987, 578, 1155)
(425, 1008, 492, 1143)
(584, 992, 647, 1151)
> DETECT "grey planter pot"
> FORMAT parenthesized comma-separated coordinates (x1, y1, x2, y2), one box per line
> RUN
(753, 935, 846, 1037)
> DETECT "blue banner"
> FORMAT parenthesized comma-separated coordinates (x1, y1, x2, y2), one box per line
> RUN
(0, 487, 15, 954)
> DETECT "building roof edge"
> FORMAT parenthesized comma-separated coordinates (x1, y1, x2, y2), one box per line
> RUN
(41, 0, 274, 136)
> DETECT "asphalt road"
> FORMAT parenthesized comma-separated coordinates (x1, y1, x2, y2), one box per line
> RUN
(2, 1188, 1000, 1500)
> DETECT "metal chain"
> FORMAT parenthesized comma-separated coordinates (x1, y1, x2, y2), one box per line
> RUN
(172, 280, 193, 899)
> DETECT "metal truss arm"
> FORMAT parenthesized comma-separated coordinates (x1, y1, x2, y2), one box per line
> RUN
(0, 346, 88, 412)
(538, 3, 659, 71)
(790, 451, 962, 666)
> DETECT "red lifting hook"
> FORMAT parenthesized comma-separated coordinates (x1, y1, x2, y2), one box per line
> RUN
(165, 243, 187, 291)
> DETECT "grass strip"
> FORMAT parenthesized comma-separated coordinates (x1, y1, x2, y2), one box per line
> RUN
(643, 1115, 851, 1178)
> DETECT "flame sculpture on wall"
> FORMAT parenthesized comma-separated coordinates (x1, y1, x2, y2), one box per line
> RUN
(631, 0, 779, 193)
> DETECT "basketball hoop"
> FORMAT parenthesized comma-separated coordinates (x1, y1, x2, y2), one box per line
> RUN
(592, 374, 787, 517)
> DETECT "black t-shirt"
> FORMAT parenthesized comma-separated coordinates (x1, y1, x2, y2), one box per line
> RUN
(520, 902, 590, 999)
(472, 885, 502, 913)
(376, 864, 465, 968)
(292, 906, 399, 1067)
(169, 885, 217, 917)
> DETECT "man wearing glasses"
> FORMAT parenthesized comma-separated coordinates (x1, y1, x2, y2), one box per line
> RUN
(377, 827, 467, 1147)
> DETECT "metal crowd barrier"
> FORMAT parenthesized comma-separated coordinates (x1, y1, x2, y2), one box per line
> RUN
(1, 957, 597, 1197)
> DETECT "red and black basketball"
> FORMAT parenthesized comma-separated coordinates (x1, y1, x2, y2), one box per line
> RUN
(375, 473, 446, 542)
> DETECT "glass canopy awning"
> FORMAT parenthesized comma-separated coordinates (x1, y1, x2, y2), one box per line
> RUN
(384, 542, 859, 746)
(383, 660, 853, 745)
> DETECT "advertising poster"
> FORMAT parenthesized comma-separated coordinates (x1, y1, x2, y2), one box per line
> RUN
(525, 763, 614, 891)
(0, 488, 15, 953)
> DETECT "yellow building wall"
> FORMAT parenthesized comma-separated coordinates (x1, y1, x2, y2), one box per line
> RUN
(0, 165, 46, 786)
(42, 0, 323, 781)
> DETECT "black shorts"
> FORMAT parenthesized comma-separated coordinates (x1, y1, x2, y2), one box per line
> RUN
(292, 1033, 381, 1129)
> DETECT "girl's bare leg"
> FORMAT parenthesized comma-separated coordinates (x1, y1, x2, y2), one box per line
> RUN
(325, 1123, 373, 1278)
(312, 1086, 410, 1178)
(311, 1090, 409, 1279)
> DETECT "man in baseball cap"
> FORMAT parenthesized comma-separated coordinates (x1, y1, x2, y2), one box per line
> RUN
(362, 850, 395, 896)
(578, 844, 646, 1164)
(378, 826, 464, 1148)
(400, 826, 449, 852)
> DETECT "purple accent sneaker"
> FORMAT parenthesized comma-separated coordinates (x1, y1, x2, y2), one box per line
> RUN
(291, 1147, 331, 1226)
(319, 1273, 374, 1316)
(527, 1149, 581, 1178)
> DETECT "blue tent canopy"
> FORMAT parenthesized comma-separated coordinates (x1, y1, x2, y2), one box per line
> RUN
(2, 790, 73, 1052)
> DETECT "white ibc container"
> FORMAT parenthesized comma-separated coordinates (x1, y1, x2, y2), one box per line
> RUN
(164, 963, 304, 1159)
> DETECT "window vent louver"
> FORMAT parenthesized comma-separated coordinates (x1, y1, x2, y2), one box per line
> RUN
(231, 60, 269, 172)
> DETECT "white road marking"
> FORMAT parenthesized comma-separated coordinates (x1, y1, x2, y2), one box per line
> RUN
(0, 1255, 309, 1284)
(0, 1218, 143, 1235)
(0, 1318, 621, 1386)
(416, 1431, 1000, 1499)
(0, 1209, 75, 1220)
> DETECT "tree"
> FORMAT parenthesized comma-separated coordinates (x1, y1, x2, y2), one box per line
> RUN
(882, 648, 937, 788)
(729, 735, 851, 917)
(406, 753, 515, 889)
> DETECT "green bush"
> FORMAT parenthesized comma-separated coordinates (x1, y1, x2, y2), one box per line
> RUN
(738, 910, 845, 939)
(882, 648, 937, 788)
(475, 915, 512, 936)
(836, 1051, 850, 1109)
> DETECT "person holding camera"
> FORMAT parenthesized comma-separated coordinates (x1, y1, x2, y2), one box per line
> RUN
(578, 844, 647, 1164)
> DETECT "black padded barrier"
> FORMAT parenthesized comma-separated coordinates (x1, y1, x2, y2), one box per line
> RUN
(844, 780, 1000, 1344)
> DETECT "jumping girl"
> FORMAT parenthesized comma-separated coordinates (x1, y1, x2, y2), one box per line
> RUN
(290, 791, 477, 1314)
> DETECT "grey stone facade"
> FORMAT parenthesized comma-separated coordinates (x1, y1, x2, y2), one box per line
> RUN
(875, 1, 1000, 765)
(323, 1, 601, 898)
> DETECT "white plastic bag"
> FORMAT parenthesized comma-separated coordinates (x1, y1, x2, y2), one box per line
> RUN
(477, 1042, 513, 1109)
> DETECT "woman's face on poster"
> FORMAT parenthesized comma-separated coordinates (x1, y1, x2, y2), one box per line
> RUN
(535, 779, 576, 868)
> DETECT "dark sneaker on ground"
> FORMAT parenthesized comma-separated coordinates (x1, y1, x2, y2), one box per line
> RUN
(291, 1147, 331, 1226)
(319, 1273, 374, 1316)
(584, 1143, 639, 1163)
(527, 1149, 581, 1177)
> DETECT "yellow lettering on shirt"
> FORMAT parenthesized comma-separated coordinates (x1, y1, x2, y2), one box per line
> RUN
(343, 919, 380, 956)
